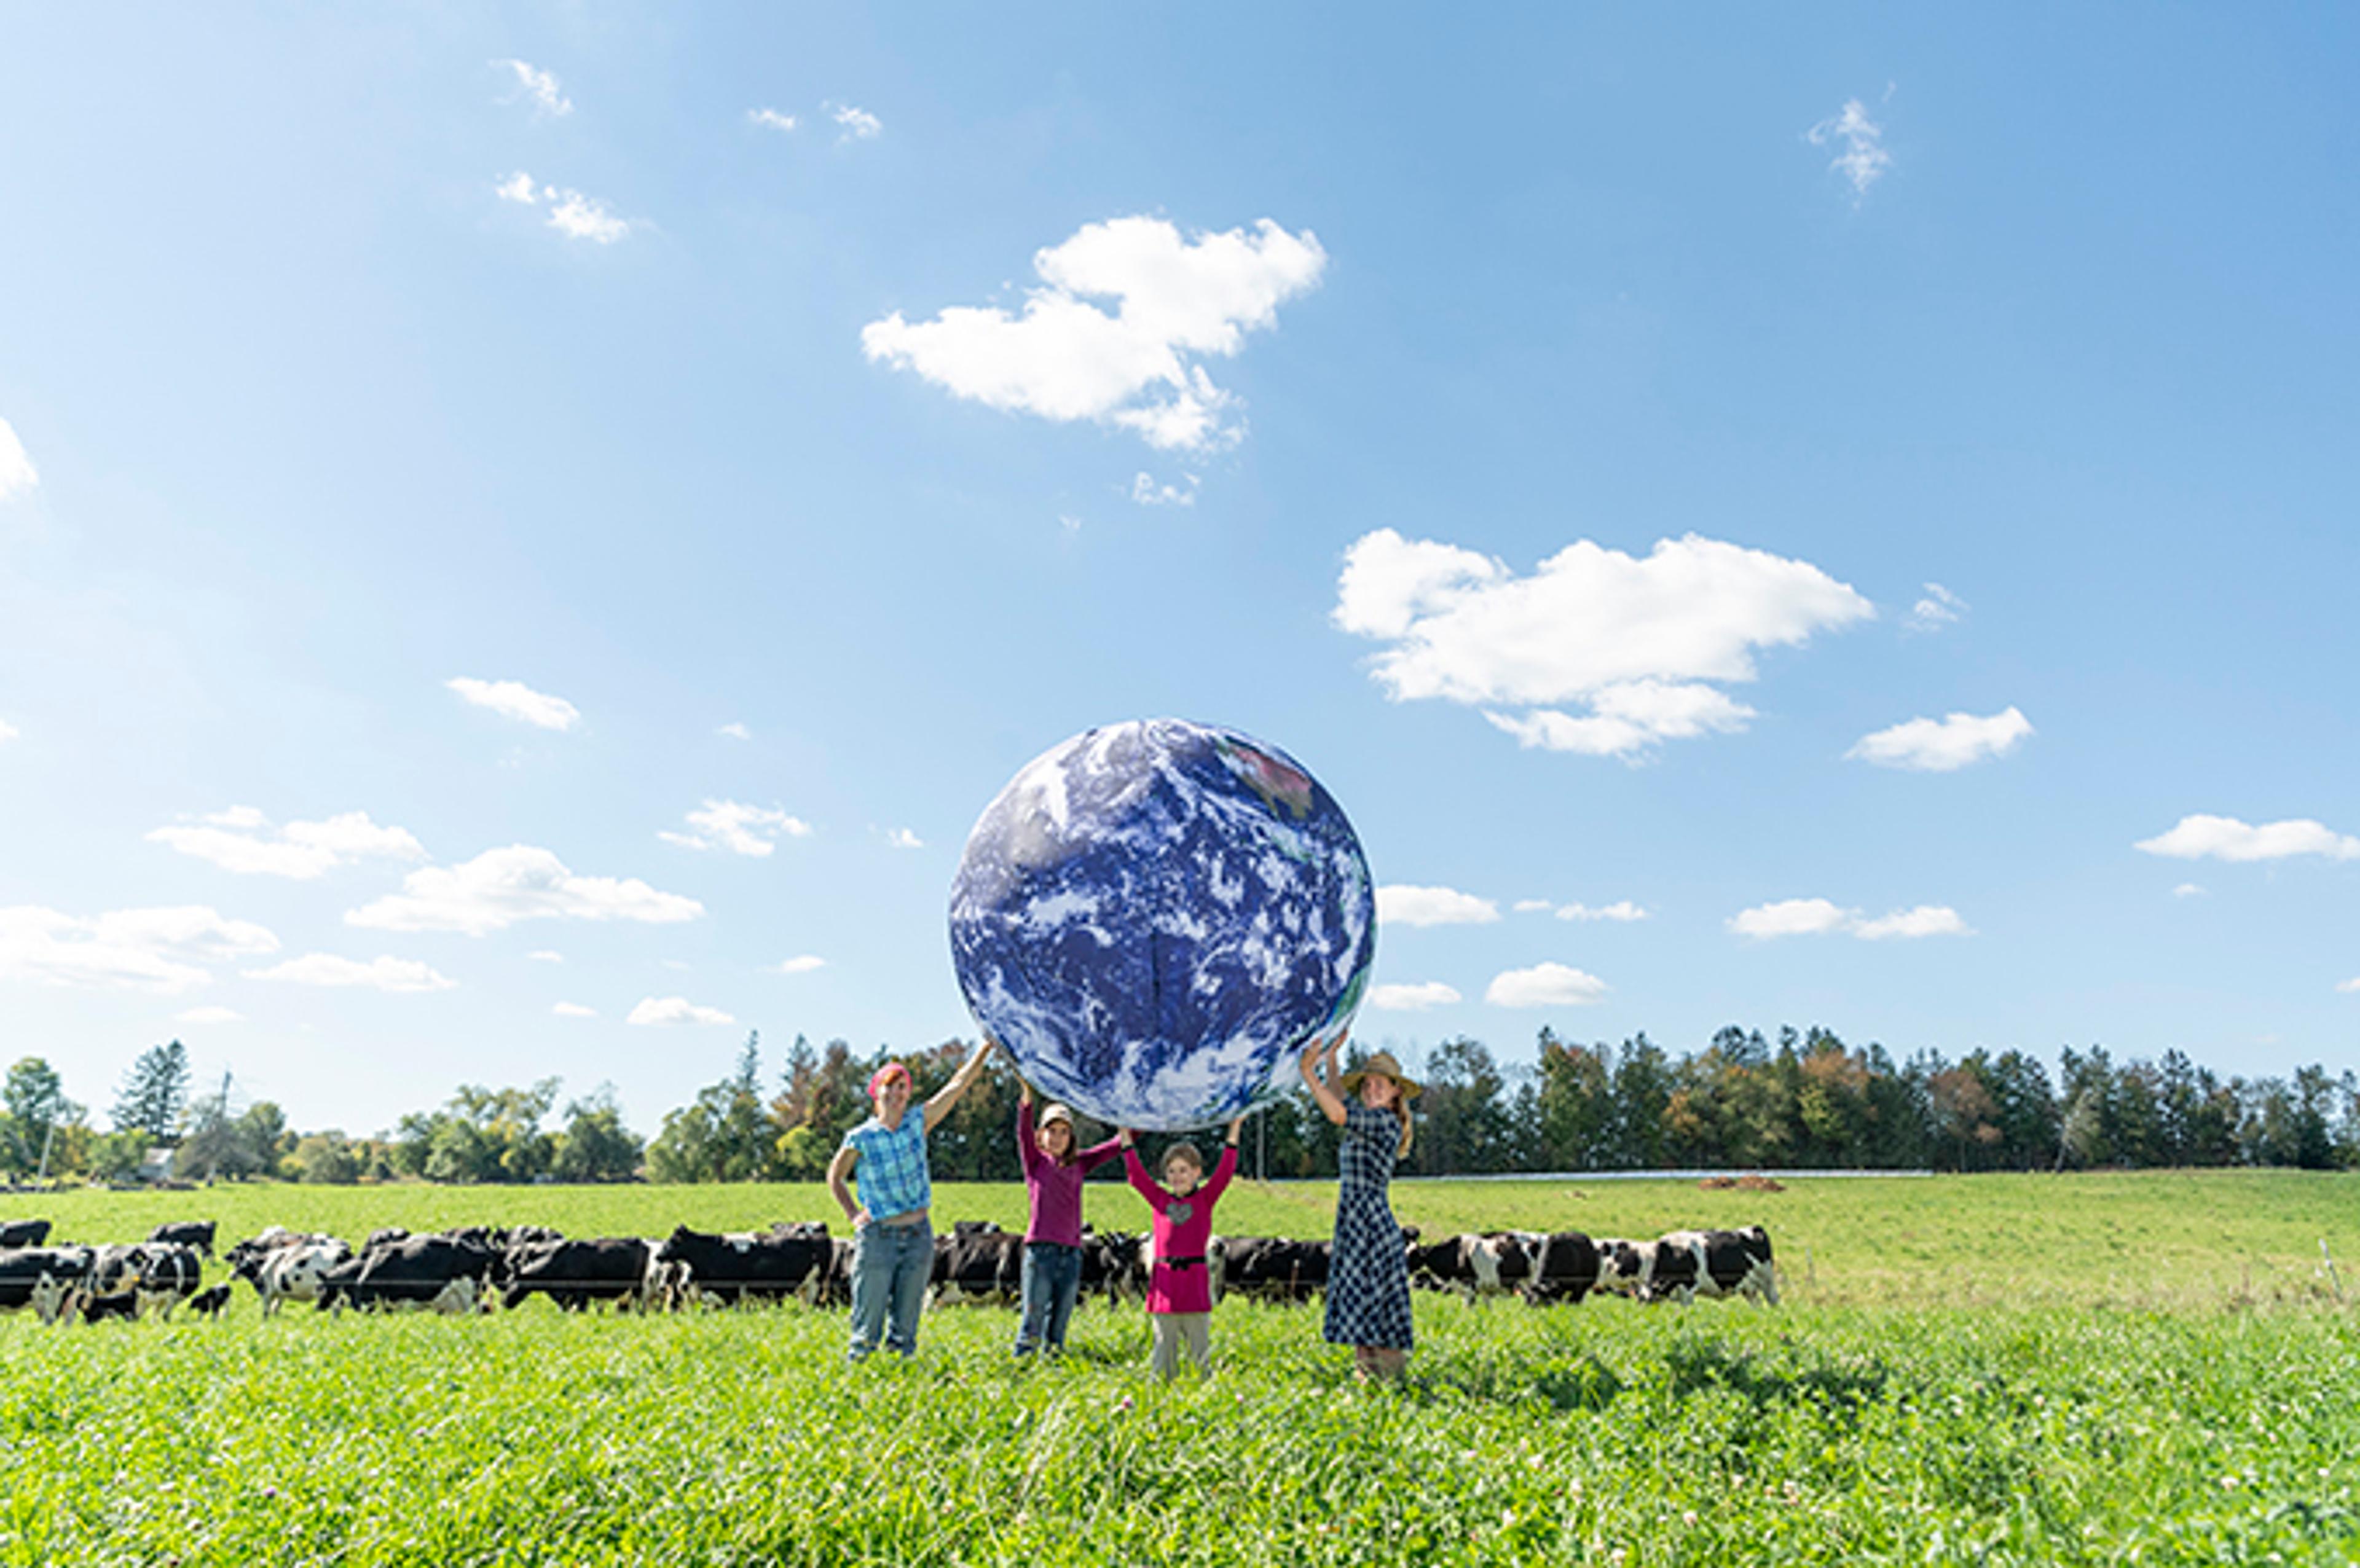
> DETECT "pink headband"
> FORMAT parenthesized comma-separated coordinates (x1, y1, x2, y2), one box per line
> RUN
(868, 1063, 912, 1099)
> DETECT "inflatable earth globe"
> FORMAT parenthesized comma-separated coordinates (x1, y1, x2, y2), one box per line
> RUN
(950, 719, 1376, 1132)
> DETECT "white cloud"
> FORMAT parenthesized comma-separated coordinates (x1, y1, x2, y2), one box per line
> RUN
(1729, 898, 1857, 939)
(1847, 707, 2033, 772)
(1485, 963, 1610, 1008)
(1807, 96, 1892, 200)
(2173, 884, 2206, 899)
(861, 214, 1326, 454)
(1557, 900, 1649, 923)
(774, 954, 827, 975)
(529, 949, 565, 963)
(1130, 472, 1199, 508)
(749, 108, 798, 133)
(348, 845, 704, 935)
(886, 828, 924, 850)
(659, 799, 812, 857)
(246, 954, 457, 993)
(717, 722, 750, 740)
(553, 1001, 597, 1017)
(1512, 899, 1554, 914)
(1369, 980, 1461, 1011)
(0, 718, 17, 743)
(495, 170, 537, 204)
(0, 416, 36, 500)
(149, 807, 426, 879)
(0, 905, 278, 994)
(1905, 582, 1965, 633)
(829, 103, 883, 141)
(1854, 905, 1972, 940)
(1336, 530, 1872, 758)
(629, 995, 735, 1026)
(447, 676, 580, 731)
(2337, 978, 2360, 995)
(2136, 815, 2360, 863)
(543, 189, 632, 244)
(1730, 898, 1971, 940)
(175, 1006, 244, 1025)
(496, 58, 572, 117)
(1376, 885, 1501, 927)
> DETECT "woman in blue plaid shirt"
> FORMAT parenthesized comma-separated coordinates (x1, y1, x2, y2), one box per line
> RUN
(827, 1040, 993, 1360)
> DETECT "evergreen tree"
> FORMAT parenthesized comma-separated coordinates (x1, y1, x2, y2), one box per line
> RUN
(112, 1040, 190, 1142)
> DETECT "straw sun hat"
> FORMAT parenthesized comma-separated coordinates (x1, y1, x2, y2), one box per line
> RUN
(1337, 1051, 1422, 1100)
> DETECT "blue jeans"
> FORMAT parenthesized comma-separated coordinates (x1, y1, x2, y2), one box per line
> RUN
(1015, 1242, 1082, 1355)
(848, 1218, 934, 1360)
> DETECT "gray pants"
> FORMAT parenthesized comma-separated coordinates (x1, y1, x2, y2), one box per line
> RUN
(1150, 1312, 1211, 1379)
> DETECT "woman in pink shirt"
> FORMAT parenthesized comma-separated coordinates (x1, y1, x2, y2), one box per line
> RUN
(1014, 1076, 1123, 1357)
(1119, 1117, 1244, 1379)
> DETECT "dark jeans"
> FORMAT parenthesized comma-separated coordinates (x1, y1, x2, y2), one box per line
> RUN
(1015, 1241, 1082, 1355)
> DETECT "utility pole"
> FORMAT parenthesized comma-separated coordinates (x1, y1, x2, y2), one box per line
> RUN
(205, 1069, 232, 1183)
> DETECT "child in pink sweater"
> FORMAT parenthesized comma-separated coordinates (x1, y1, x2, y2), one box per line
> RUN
(1119, 1117, 1244, 1379)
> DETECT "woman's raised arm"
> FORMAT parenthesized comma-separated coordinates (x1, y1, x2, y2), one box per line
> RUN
(1299, 1035, 1347, 1127)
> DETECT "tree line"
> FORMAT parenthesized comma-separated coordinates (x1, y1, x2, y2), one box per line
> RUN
(4, 1025, 2356, 1187)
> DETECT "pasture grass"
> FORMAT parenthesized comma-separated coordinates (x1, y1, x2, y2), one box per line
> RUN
(4, 1171, 2358, 1565)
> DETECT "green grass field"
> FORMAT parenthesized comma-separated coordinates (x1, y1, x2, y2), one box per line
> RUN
(4, 1172, 2357, 1565)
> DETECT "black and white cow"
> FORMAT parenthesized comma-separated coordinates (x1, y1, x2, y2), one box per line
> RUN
(224, 1226, 339, 1278)
(318, 1235, 495, 1314)
(1524, 1231, 1602, 1306)
(1592, 1235, 1704, 1303)
(238, 1239, 353, 1317)
(1659, 1226, 1779, 1304)
(1407, 1232, 1541, 1303)
(498, 1237, 653, 1312)
(79, 1243, 154, 1316)
(0, 1218, 53, 1249)
(186, 1282, 233, 1318)
(146, 1221, 217, 1257)
(135, 1244, 205, 1320)
(0, 1247, 88, 1325)
(932, 1223, 1021, 1306)
(1211, 1236, 1330, 1304)
(654, 1226, 835, 1307)
(1080, 1229, 1144, 1303)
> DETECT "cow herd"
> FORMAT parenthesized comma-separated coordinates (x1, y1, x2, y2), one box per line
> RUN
(0, 1213, 1777, 1327)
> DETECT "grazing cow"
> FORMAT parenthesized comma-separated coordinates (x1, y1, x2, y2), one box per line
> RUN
(1080, 1229, 1144, 1303)
(0, 1247, 89, 1325)
(224, 1227, 339, 1277)
(1524, 1231, 1602, 1306)
(932, 1225, 1022, 1306)
(499, 1237, 653, 1312)
(238, 1239, 353, 1317)
(654, 1226, 835, 1307)
(816, 1239, 855, 1309)
(1661, 1226, 1779, 1304)
(146, 1221, 217, 1257)
(136, 1244, 205, 1320)
(1211, 1236, 1330, 1304)
(320, 1236, 495, 1314)
(1407, 1233, 1540, 1303)
(186, 1282, 233, 1318)
(364, 1228, 411, 1251)
(1592, 1236, 1702, 1303)
(81, 1289, 140, 1324)
(1594, 1238, 1646, 1296)
(1, 1218, 53, 1249)
(79, 1243, 154, 1316)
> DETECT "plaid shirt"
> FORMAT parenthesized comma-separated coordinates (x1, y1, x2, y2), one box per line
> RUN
(843, 1112, 932, 1221)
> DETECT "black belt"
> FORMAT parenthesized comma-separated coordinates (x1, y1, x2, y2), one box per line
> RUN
(1160, 1256, 1206, 1270)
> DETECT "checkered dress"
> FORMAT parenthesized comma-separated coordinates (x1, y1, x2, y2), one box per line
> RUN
(1323, 1099, 1414, 1349)
(843, 1113, 932, 1221)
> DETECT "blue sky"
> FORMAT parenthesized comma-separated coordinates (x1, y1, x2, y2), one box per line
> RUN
(3, 6, 2355, 1135)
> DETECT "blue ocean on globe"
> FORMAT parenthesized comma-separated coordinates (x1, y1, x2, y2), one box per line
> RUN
(950, 719, 1377, 1132)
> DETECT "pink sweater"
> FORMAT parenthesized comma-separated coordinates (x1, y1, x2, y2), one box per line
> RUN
(1017, 1101, 1123, 1246)
(1123, 1143, 1237, 1315)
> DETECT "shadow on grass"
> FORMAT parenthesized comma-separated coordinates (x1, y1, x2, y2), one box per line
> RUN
(1659, 1336, 1891, 1414)
(1410, 1354, 1624, 1413)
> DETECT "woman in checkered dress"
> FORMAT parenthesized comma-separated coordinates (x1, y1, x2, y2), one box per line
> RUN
(1300, 1036, 1419, 1381)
